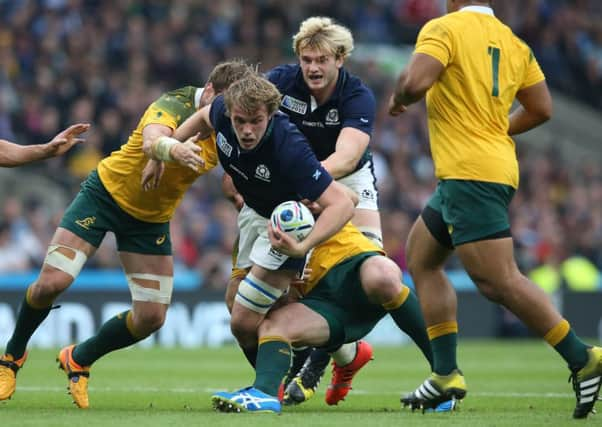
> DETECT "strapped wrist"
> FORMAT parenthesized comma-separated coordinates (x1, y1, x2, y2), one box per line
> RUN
(152, 136, 179, 161)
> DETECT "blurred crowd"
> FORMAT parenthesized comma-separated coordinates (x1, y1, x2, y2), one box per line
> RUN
(0, 0, 601, 291)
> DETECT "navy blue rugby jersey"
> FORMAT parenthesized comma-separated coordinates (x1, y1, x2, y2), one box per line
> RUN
(267, 64, 376, 174)
(209, 95, 333, 218)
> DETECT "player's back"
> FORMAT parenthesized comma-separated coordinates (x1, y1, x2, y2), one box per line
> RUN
(417, 7, 545, 187)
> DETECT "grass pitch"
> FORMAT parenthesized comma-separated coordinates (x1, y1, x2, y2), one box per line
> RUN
(0, 340, 599, 426)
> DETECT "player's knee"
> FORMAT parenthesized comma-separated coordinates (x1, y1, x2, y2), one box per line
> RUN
(361, 257, 402, 302)
(225, 275, 244, 313)
(29, 270, 72, 306)
(131, 309, 166, 337)
(230, 312, 258, 347)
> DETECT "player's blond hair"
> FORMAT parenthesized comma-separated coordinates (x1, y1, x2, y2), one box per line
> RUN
(206, 59, 254, 93)
(224, 73, 282, 116)
(293, 17, 354, 60)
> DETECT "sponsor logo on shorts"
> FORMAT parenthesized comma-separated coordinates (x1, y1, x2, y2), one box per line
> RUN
(281, 95, 307, 115)
(75, 216, 96, 230)
(361, 189, 375, 201)
(325, 108, 340, 126)
(255, 164, 271, 182)
(268, 247, 285, 260)
(217, 132, 233, 157)
(156, 234, 166, 245)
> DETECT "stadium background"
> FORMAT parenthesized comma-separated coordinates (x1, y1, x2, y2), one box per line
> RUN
(0, 0, 601, 349)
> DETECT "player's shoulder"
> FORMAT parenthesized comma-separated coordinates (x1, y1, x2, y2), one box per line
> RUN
(271, 112, 308, 151)
(339, 68, 374, 100)
(266, 64, 300, 86)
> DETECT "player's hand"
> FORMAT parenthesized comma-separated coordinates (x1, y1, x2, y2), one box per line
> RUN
(290, 266, 312, 288)
(387, 94, 407, 116)
(268, 223, 308, 258)
(141, 159, 165, 191)
(44, 123, 90, 157)
(170, 133, 205, 172)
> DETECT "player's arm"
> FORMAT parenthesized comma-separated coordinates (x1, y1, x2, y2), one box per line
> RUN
(222, 172, 244, 211)
(173, 105, 213, 142)
(143, 120, 205, 172)
(0, 123, 89, 167)
(508, 81, 553, 135)
(388, 53, 445, 115)
(321, 127, 370, 179)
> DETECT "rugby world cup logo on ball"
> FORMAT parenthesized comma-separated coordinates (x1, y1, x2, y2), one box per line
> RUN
(270, 201, 315, 242)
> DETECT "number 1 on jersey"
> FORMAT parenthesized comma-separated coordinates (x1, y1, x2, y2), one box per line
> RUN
(488, 46, 500, 97)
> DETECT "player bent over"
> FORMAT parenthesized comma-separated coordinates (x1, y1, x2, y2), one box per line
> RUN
(211, 223, 454, 414)
(0, 60, 252, 408)
(173, 72, 354, 371)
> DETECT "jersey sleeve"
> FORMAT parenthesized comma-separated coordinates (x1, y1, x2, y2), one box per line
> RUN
(266, 65, 286, 91)
(520, 50, 546, 89)
(340, 85, 376, 136)
(414, 18, 453, 67)
(209, 95, 228, 129)
(144, 87, 197, 130)
(279, 128, 333, 201)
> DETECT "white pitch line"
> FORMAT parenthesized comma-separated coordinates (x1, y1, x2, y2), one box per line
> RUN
(15, 386, 573, 398)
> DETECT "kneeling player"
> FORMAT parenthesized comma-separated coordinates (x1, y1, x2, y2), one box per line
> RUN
(212, 223, 454, 414)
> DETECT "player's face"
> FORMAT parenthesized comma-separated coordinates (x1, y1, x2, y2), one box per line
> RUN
(298, 47, 343, 97)
(230, 104, 270, 150)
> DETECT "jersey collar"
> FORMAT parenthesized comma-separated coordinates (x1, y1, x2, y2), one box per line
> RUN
(194, 87, 204, 109)
(460, 5, 494, 16)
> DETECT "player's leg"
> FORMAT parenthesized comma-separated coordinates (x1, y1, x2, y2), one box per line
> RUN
(402, 199, 466, 410)
(60, 251, 172, 409)
(289, 164, 383, 403)
(212, 302, 330, 413)
(456, 237, 600, 418)
(1, 177, 104, 402)
(229, 264, 296, 366)
(228, 204, 302, 367)
(360, 255, 432, 366)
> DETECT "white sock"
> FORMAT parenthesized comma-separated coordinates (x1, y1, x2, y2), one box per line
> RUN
(331, 342, 357, 366)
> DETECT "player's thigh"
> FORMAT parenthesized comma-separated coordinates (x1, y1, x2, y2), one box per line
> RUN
(261, 302, 330, 347)
(456, 237, 521, 288)
(406, 215, 451, 271)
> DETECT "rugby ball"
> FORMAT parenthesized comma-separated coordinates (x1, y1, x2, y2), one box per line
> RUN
(270, 201, 315, 242)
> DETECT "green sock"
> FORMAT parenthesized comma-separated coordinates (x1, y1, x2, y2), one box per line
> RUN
(72, 311, 140, 366)
(386, 290, 433, 369)
(554, 330, 589, 370)
(431, 333, 458, 375)
(6, 296, 51, 359)
(253, 339, 291, 396)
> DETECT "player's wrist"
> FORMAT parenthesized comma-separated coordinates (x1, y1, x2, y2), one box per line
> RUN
(152, 136, 179, 161)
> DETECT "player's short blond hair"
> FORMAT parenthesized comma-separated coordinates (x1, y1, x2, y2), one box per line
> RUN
(293, 16, 354, 60)
(224, 73, 282, 116)
(206, 59, 253, 94)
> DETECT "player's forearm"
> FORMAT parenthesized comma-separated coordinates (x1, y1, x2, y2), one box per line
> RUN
(173, 109, 212, 141)
(300, 199, 354, 252)
(508, 106, 551, 136)
(0, 140, 48, 167)
(392, 69, 425, 106)
(321, 154, 358, 179)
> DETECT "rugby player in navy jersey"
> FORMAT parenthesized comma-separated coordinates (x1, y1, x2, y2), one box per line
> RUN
(269, 16, 380, 405)
(220, 17, 382, 405)
(173, 72, 354, 371)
